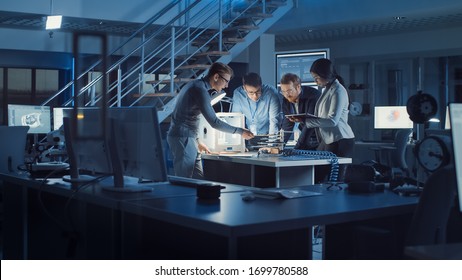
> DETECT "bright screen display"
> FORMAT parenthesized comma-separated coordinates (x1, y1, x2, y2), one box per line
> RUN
(53, 107, 72, 130)
(8, 104, 51, 134)
(374, 106, 413, 129)
(449, 103, 462, 212)
(276, 49, 329, 86)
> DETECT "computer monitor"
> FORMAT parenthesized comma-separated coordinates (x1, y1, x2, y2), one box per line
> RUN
(106, 106, 167, 192)
(449, 103, 462, 212)
(53, 107, 72, 130)
(374, 106, 414, 129)
(8, 104, 51, 134)
(275, 49, 329, 87)
(63, 106, 167, 192)
(62, 108, 112, 183)
(444, 106, 451, 129)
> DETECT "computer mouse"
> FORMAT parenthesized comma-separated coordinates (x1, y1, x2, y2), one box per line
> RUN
(241, 193, 256, 202)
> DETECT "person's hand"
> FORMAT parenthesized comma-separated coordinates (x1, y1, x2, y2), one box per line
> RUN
(286, 115, 304, 123)
(241, 129, 254, 140)
(198, 141, 211, 154)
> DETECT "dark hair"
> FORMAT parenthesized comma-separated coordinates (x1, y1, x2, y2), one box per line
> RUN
(242, 72, 262, 88)
(310, 58, 345, 86)
(206, 62, 233, 80)
(310, 58, 350, 104)
(280, 73, 301, 87)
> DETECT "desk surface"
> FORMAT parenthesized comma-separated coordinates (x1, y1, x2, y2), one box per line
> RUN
(202, 153, 352, 167)
(121, 185, 418, 238)
(1, 173, 419, 259)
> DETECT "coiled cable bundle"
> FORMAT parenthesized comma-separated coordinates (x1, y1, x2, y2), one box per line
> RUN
(282, 149, 341, 189)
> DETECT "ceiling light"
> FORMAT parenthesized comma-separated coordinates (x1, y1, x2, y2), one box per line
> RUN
(46, 15, 62, 30)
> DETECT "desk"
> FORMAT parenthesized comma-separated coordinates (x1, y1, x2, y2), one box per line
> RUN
(1, 173, 418, 260)
(404, 243, 462, 259)
(202, 153, 352, 188)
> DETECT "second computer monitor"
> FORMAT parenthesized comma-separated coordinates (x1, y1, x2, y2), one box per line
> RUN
(374, 106, 413, 129)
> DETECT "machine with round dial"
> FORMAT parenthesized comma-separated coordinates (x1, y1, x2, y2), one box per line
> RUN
(415, 135, 451, 172)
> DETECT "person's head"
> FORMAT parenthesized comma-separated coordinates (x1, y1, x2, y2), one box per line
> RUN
(206, 62, 233, 92)
(280, 73, 302, 103)
(310, 58, 338, 88)
(242, 72, 262, 102)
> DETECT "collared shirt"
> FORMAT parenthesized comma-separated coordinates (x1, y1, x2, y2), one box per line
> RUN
(232, 84, 282, 135)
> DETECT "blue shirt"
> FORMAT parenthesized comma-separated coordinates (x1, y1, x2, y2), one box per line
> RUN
(232, 84, 282, 135)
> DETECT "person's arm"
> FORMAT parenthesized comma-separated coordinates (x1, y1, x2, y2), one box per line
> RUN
(197, 87, 244, 135)
(305, 85, 348, 128)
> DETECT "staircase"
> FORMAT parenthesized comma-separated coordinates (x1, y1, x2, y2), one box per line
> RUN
(42, 0, 293, 123)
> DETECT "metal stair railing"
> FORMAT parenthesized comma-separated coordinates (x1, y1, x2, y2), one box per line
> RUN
(41, 0, 293, 124)
(40, 0, 199, 107)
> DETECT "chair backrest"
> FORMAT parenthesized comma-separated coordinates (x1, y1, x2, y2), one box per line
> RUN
(0, 125, 29, 174)
(391, 128, 412, 169)
(405, 164, 457, 246)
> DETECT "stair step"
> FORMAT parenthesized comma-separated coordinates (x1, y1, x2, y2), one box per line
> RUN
(224, 25, 259, 32)
(236, 0, 287, 12)
(177, 64, 210, 70)
(226, 13, 273, 23)
(177, 51, 230, 60)
(192, 37, 245, 47)
(146, 78, 194, 85)
(133, 93, 176, 97)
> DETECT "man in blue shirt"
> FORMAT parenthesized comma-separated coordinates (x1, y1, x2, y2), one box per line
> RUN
(232, 72, 282, 137)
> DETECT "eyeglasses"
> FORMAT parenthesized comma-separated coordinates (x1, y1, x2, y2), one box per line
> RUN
(217, 73, 230, 84)
(280, 87, 296, 95)
(244, 85, 262, 96)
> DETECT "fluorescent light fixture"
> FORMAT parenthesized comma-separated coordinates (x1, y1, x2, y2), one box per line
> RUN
(429, 118, 440, 123)
(210, 92, 226, 105)
(46, 15, 62, 30)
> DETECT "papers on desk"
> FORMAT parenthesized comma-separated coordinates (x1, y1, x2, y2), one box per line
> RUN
(252, 188, 322, 199)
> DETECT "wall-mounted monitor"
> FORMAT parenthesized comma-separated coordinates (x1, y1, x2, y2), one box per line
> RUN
(8, 104, 51, 134)
(449, 103, 462, 212)
(374, 106, 413, 129)
(275, 49, 329, 87)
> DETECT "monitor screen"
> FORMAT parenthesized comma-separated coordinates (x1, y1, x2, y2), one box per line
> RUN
(449, 103, 462, 212)
(374, 106, 414, 129)
(53, 107, 72, 130)
(108, 106, 168, 185)
(62, 108, 112, 181)
(276, 49, 329, 87)
(63, 106, 167, 192)
(8, 104, 51, 134)
(444, 106, 451, 129)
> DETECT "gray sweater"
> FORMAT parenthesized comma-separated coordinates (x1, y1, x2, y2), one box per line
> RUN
(168, 78, 244, 138)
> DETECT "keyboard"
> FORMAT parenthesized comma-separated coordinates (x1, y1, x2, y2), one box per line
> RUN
(252, 188, 322, 199)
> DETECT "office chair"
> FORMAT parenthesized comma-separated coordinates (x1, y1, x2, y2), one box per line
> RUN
(370, 128, 412, 175)
(405, 164, 457, 246)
